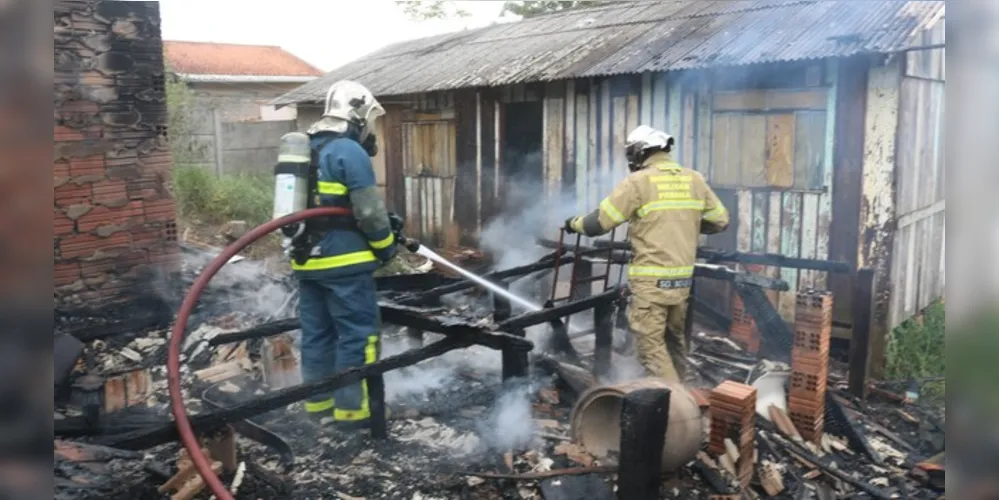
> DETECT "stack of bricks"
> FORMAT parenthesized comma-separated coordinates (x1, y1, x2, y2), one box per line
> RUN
(729, 292, 760, 353)
(709, 380, 756, 487)
(788, 289, 833, 443)
(54, 0, 180, 310)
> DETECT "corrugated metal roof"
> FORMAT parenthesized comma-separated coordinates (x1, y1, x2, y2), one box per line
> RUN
(273, 0, 944, 105)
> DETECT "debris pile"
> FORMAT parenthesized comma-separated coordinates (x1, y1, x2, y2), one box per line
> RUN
(53, 247, 945, 500)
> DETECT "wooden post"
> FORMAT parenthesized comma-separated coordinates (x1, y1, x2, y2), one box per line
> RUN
(617, 387, 671, 500)
(496, 280, 529, 380)
(368, 373, 388, 439)
(593, 301, 614, 378)
(848, 268, 875, 399)
(405, 327, 424, 349)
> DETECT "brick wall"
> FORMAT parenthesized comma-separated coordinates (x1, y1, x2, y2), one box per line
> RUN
(54, 0, 180, 311)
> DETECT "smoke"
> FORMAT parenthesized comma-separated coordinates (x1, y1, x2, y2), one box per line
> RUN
(165, 247, 298, 325)
(475, 379, 538, 452)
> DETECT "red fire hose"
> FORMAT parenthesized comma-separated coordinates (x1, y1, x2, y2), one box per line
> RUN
(167, 207, 351, 500)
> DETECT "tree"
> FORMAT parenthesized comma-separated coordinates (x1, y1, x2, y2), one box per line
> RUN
(164, 68, 210, 169)
(501, 1, 608, 18)
(395, 0, 470, 21)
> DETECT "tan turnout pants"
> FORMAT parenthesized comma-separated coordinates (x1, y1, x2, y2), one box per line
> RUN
(627, 293, 689, 383)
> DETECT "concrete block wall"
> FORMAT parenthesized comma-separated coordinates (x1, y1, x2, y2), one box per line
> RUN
(54, 0, 180, 311)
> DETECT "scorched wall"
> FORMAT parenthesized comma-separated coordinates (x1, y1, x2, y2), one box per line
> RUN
(54, 0, 180, 311)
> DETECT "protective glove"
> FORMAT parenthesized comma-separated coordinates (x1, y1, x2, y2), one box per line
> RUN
(361, 133, 378, 157)
(388, 212, 405, 241)
(564, 217, 580, 235)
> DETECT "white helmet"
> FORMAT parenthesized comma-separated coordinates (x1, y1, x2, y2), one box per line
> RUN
(308, 80, 385, 141)
(625, 125, 674, 171)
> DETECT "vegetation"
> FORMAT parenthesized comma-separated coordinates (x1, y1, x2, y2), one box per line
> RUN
(164, 69, 210, 169)
(173, 165, 273, 227)
(396, 0, 607, 21)
(500, 1, 608, 18)
(166, 71, 274, 245)
(396, 0, 470, 20)
(883, 301, 945, 399)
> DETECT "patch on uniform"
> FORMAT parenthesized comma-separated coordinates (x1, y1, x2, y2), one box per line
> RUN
(656, 278, 692, 290)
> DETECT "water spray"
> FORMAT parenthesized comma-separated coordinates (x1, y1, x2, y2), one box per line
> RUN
(415, 246, 544, 312)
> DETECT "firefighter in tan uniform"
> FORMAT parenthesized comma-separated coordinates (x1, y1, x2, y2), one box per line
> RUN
(564, 125, 729, 383)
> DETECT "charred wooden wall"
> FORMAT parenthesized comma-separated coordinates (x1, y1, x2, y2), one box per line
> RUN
(54, 0, 180, 311)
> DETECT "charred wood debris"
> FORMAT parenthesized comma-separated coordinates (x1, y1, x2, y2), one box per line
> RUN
(54, 243, 945, 500)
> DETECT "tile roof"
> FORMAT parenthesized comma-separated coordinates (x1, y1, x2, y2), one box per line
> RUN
(273, 0, 944, 104)
(163, 41, 323, 78)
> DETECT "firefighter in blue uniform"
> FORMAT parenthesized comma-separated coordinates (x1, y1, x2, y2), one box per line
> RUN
(286, 80, 398, 430)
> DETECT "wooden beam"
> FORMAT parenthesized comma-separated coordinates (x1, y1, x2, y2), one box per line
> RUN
(848, 268, 876, 399)
(617, 388, 670, 500)
(713, 89, 828, 112)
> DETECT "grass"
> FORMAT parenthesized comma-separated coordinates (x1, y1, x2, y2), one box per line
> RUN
(883, 300, 945, 400)
(173, 165, 273, 227)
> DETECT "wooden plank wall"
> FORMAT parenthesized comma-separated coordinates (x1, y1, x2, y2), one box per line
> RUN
(530, 65, 841, 324)
(400, 92, 459, 248)
(890, 18, 946, 329)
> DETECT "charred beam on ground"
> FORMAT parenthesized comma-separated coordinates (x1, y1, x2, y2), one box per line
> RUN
(824, 392, 883, 465)
(764, 429, 893, 499)
(97, 337, 477, 450)
(200, 381, 296, 472)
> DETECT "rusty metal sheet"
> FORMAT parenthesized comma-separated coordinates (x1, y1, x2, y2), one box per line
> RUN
(272, 1, 944, 105)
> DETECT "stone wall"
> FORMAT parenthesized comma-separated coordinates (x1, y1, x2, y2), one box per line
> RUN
(54, 0, 180, 311)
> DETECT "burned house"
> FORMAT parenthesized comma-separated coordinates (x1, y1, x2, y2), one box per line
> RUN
(274, 0, 946, 376)
(54, 1, 180, 320)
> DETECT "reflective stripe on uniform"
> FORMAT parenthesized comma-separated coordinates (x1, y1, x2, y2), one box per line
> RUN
(333, 335, 379, 422)
(278, 154, 310, 162)
(703, 205, 727, 223)
(636, 199, 705, 217)
(369, 233, 395, 250)
(305, 398, 334, 413)
(317, 181, 349, 195)
(600, 198, 626, 224)
(290, 250, 377, 271)
(628, 265, 695, 278)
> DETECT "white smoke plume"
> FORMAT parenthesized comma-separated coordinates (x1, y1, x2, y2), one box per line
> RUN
(475, 380, 539, 452)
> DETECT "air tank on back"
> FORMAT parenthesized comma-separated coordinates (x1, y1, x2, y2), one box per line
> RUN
(272, 132, 311, 239)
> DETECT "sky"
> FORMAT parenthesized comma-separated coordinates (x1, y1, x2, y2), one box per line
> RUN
(157, 0, 514, 72)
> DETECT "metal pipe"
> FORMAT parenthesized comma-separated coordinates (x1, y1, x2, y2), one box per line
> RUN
(167, 206, 353, 500)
